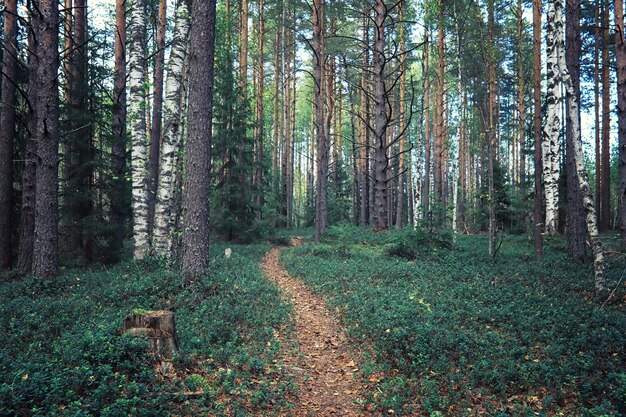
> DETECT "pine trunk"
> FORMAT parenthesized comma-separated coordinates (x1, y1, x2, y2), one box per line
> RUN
(0, 0, 18, 270)
(110, 0, 128, 255)
(254, 0, 265, 211)
(147, 0, 167, 237)
(533, 0, 543, 256)
(601, 0, 611, 231)
(615, 0, 626, 248)
(373, 0, 388, 230)
(153, 0, 191, 257)
(180, 0, 217, 278)
(313, 0, 328, 241)
(565, 0, 587, 260)
(434, 4, 444, 222)
(33, 0, 61, 278)
(423, 27, 431, 222)
(396, 2, 406, 230)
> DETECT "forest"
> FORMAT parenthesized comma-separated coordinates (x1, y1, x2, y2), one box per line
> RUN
(0, 0, 625, 415)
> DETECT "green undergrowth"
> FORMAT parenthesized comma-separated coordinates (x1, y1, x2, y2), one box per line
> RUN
(0, 244, 294, 417)
(281, 225, 626, 416)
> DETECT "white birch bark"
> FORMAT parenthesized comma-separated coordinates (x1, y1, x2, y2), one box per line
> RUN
(128, 0, 149, 258)
(543, 1, 561, 235)
(554, 0, 606, 292)
(153, 0, 191, 257)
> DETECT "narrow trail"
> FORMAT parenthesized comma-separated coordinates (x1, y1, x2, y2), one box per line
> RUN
(261, 246, 373, 417)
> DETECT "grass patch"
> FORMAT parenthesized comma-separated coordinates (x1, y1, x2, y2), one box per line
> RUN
(0, 244, 294, 417)
(281, 227, 626, 416)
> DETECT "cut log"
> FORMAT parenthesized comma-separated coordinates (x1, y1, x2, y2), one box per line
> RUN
(122, 309, 178, 358)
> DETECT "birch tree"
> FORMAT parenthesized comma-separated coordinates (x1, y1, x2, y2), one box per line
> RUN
(153, 0, 191, 257)
(128, 0, 150, 258)
(553, 0, 606, 293)
(543, 0, 561, 235)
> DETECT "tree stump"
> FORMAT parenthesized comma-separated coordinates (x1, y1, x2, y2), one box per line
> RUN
(122, 310, 178, 358)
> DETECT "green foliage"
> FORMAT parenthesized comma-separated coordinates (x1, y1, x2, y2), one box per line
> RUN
(0, 244, 293, 416)
(281, 229, 626, 416)
(385, 228, 454, 260)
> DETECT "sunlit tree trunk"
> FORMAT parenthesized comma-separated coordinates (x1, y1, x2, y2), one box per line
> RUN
(128, 0, 150, 258)
(544, 0, 561, 236)
(254, 0, 265, 213)
(434, 3, 444, 223)
(313, 0, 328, 241)
(423, 26, 431, 222)
(0, 0, 18, 270)
(396, 1, 406, 229)
(554, 0, 606, 293)
(153, 0, 191, 257)
(180, 0, 217, 278)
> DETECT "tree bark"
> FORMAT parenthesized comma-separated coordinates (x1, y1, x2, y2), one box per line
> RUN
(434, 3, 445, 223)
(600, 0, 611, 231)
(313, 0, 328, 241)
(153, 0, 191, 257)
(396, 1, 406, 230)
(554, 0, 606, 293)
(487, 0, 497, 256)
(544, 0, 561, 236)
(254, 0, 265, 212)
(0, 0, 18, 270)
(32, 0, 61, 278)
(147, 0, 167, 238)
(565, 0, 587, 260)
(18, 3, 37, 274)
(616, 0, 626, 248)
(110, 0, 128, 255)
(423, 26, 431, 223)
(128, 0, 150, 258)
(518, 0, 526, 202)
(533, 0, 544, 256)
(180, 0, 217, 278)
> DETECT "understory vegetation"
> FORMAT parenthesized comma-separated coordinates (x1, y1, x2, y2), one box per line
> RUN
(282, 226, 626, 416)
(0, 244, 294, 417)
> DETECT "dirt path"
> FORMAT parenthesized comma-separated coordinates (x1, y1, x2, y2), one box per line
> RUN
(261, 247, 372, 417)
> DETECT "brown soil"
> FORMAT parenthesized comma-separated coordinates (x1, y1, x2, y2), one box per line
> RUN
(261, 247, 374, 417)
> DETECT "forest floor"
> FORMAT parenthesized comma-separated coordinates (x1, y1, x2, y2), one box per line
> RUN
(260, 245, 372, 416)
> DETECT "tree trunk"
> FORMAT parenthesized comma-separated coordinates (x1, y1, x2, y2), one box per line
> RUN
(488, 0, 497, 256)
(554, 0, 606, 293)
(518, 0, 527, 202)
(147, 0, 167, 238)
(313, 0, 327, 241)
(434, 3, 445, 223)
(615, 0, 626, 248)
(33, 0, 61, 278)
(533, 0, 544, 256)
(153, 0, 191, 257)
(128, 0, 150, 258)
(601, 0, 611, 231)
(396, 1, 406, 230)
(594, 4, 601, 227)
(254, 0, 265, 212)
(0, 0, 18, 270)
(423, 26, 431, 223)
(565, 0, 587, 260)
(110, 0, 127, 256)
(180, 0, 216, 278)
(544, 0, 561, 236)
(359, 15, 369, 226)
(122, 310, 178, 358)
(18, 4, 37, 274)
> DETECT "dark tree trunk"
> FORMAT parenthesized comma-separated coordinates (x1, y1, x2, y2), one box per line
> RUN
(565, 0, 587, 260)
(18, 4, 37, 275)
(110, 0, 127, 255)
(147, 0, 167, 237)
(533, 0, 544, 257)
(180, 0, 217, 279)
(32, 0, 61, 278)
(600, 0, 611, 231)
(615, 0, 626, 248)
(0, 0, 18, 270)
